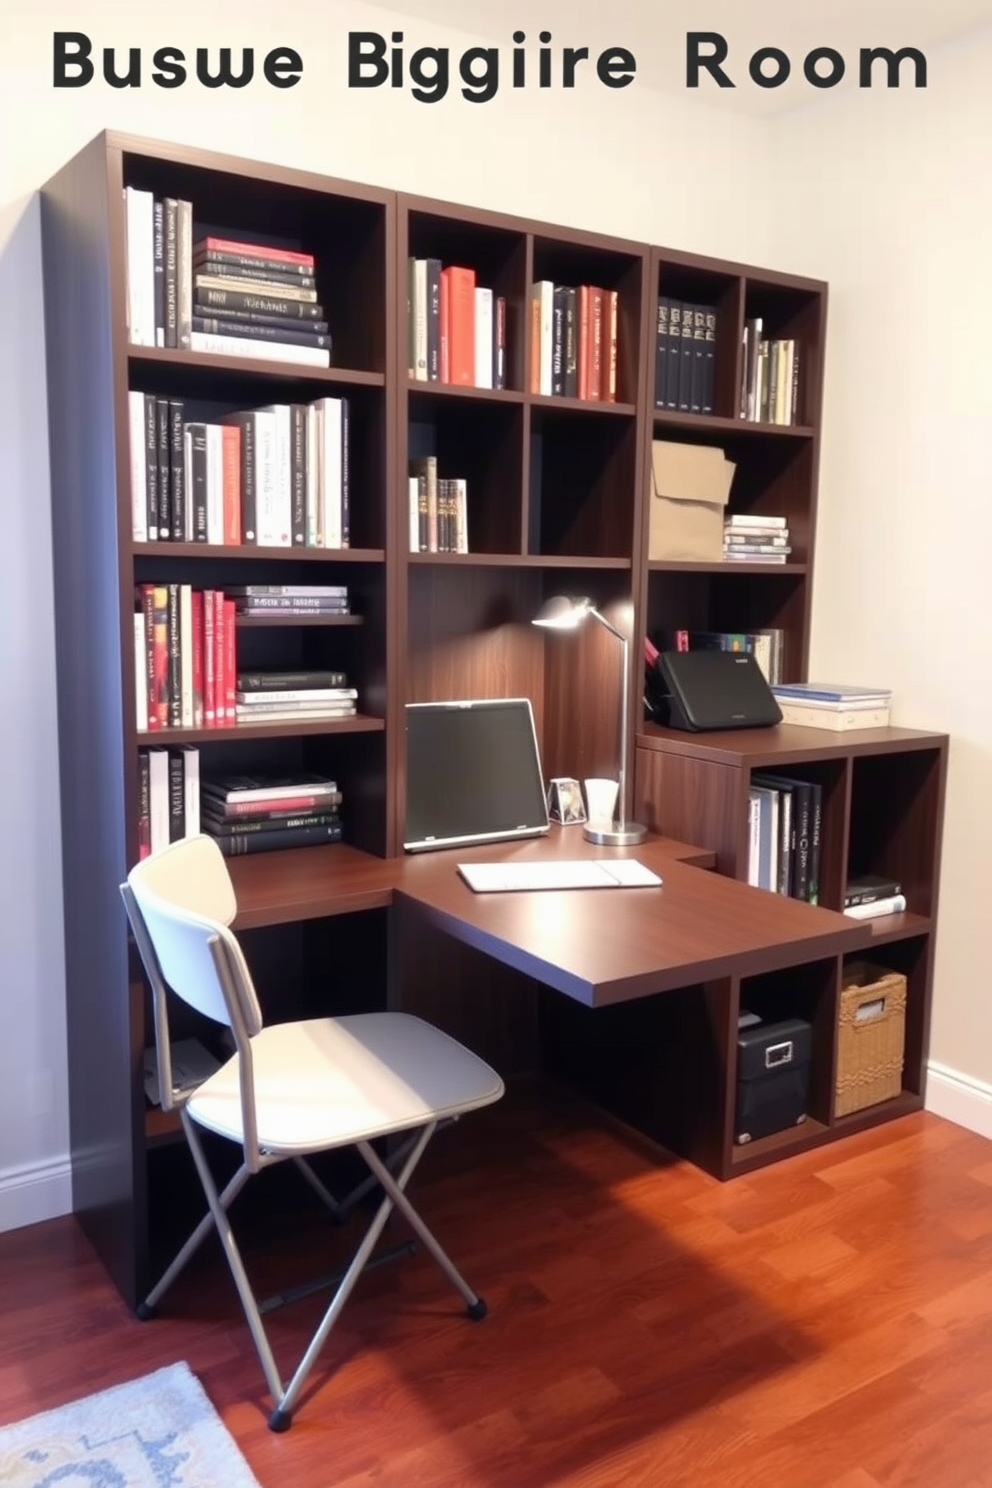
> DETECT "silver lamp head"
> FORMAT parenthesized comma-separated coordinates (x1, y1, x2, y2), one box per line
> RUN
(531, 595, 593, 631)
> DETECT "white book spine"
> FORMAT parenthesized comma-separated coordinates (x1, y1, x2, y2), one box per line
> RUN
(409, 476, 419, 552)
(128, 390, 147, 542)
(124, 187, 155, 347)
(844, 894, 907, 920)
(253, 411, 278, 547)
(413, 258, 428, 380)
(306, 405, 320, 547)
(474, 288, 493, 389)
(188, 332, 329, 368)
(148, 749, 171, 854)
(455, 477, 468, 554)
(539, 281, 554, 397)
(134, 612, 147, 729)
(320, 397, 343, 550)
(177, 199, 192, 349)
(273, 405, 292, 546)
(182, 747, 200, 836)
(182, 428, 194, 541)
(205, 424, 224, 545)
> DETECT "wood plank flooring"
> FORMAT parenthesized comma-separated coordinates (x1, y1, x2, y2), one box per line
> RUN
(1, 1086, 990, 1488)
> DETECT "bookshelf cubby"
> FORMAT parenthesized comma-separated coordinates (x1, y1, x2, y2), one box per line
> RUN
(41, 130, 947, 1306)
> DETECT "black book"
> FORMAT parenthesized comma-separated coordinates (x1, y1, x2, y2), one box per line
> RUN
(168, 400, 185, 542)
(156, 398, 170, 541)
(167, 749, 185, 841)
(665, 301, 682, 410)
(194, 287, 325, 320)
(236, 670, 348, 690)
(185, 423, 208, 542)
(191, 316, 331, 352)
(211, 820, 344, 855)
(193, 248, 316, 280)
(426, 258, 441, 380)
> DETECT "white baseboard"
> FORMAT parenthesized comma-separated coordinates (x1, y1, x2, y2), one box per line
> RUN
(926, 1061, 992, 1142)
(0, 1154, 72, 1234)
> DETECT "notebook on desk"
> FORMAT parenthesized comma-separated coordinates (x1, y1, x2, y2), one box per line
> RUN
(458, 859, 663, 893)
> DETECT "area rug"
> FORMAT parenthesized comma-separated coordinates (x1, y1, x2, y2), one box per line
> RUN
(0, 1360, 262, 1487)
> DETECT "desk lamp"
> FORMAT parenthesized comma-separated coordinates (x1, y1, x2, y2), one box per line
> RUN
(532, 595, 647, 846)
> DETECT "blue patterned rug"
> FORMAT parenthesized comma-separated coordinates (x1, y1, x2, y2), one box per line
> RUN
(0, 1361, 262, 1487)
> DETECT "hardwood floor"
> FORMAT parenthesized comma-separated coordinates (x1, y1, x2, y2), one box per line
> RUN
(2, 1085, 991, 1488)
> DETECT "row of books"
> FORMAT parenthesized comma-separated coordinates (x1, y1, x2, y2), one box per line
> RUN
(409, 456, 468, 554)
(650, 627, 785, 687)
(137, 759, 344, 859)
(724, 513, 792, 565)
(407, 258, 507, 389)
(128, 392, 351, 549)
(122, 188, 331, 367)
(653, 299, 717, 415)
(747, 773, 822, 903)
(133, 583, 353, 732)
(529, 280, 618, 401)
(740, 320, 802, 425)
(772, 682, 893, 733)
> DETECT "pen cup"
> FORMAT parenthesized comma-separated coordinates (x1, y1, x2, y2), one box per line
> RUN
(583, 777, 619, 827)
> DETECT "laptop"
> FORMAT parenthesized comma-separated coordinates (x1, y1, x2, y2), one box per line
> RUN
(403, 698, 550, 853)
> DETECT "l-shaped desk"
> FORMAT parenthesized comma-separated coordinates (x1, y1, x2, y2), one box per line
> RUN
(227, 827, 885, 1179)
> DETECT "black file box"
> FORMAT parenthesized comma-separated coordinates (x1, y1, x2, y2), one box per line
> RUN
(734, 1015, 812, 1144)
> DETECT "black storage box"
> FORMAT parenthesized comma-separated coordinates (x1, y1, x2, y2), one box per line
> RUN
(735, 1015, 812, 1144)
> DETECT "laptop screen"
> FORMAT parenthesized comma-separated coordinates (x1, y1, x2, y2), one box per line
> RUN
(403, 698, 550, 852)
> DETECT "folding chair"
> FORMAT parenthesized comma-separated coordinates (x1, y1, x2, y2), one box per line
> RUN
(121, 834, 504, 1431)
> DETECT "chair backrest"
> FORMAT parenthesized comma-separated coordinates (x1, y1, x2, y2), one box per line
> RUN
(125, 835, 263, 1037)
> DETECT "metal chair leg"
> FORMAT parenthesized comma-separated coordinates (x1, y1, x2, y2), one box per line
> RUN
(268, 1122, 436, 1431)
(137, 1161, 251, 1318)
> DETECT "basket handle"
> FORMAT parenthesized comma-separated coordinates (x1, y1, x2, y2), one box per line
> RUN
(854, 996, 886, 1022)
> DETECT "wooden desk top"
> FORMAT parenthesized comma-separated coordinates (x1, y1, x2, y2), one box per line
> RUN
(230, 828, 872, 1007)
(229, 828, 713, 931)
(396, 836, 871, 1006)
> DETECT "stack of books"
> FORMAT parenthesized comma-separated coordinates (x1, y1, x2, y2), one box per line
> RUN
(843, 874, 906, 921)
(192, 235, 330, 367)
(724, 514, 791, 563)
(235, 670, 358, 728)
(771, 683, 892, 731)
(200, 773, 344, 857)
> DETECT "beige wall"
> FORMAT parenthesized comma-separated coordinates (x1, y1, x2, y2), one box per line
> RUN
(0, 0, 776, 1229)
(769, 31, 992, 1133)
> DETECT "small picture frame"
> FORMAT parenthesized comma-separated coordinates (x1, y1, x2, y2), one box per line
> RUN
(547, 777, 586, 825)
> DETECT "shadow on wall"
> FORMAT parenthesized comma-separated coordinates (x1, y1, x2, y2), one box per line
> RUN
(0, 190, 70, 1226)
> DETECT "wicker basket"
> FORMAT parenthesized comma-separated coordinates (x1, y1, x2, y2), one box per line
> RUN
(834, 962, 907, 1118)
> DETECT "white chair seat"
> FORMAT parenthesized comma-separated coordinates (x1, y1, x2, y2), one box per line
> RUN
(188, 1011, 504, 1155)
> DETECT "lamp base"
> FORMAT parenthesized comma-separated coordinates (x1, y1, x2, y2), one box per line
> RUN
(583, 821, 648, 847)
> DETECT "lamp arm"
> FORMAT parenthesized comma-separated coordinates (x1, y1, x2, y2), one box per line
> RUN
(587, 607, 630, 829)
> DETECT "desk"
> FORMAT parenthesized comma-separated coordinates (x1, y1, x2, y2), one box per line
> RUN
(229, 827, 878, 1180)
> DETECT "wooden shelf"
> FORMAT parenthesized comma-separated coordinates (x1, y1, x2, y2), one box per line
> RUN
(530, 393, 637, 417)
(407, 552, 631, 570)
(136, 714, 383, 745)
(407, 379, 525, 406)
(730, 1117, 829, 1170)
(129, 345, 385, 387)
(234, 613, 364, 628)
(865, 911, 931, 945)
(229, 842, 397, 929)
(134, 543, 385, 563)
(652, 409, 815, 439)
(636, 723, 947, 767)
(647, 561, 807, 576)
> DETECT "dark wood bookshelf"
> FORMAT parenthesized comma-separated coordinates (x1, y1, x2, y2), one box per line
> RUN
(40, 130, 948, 1307)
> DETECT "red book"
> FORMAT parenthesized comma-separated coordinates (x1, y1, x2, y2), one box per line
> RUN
(439, 269, 451, 384)
(588, 287, 603, 402)
(445, 266, 476, 387)
(195, 236, 313, 268)
(213, 591, 225, 727)
(191, 589, 204, 728)
(604, 290, 618, 402)
(203, 589, 216, 726)
(224, 599, 237, 723)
